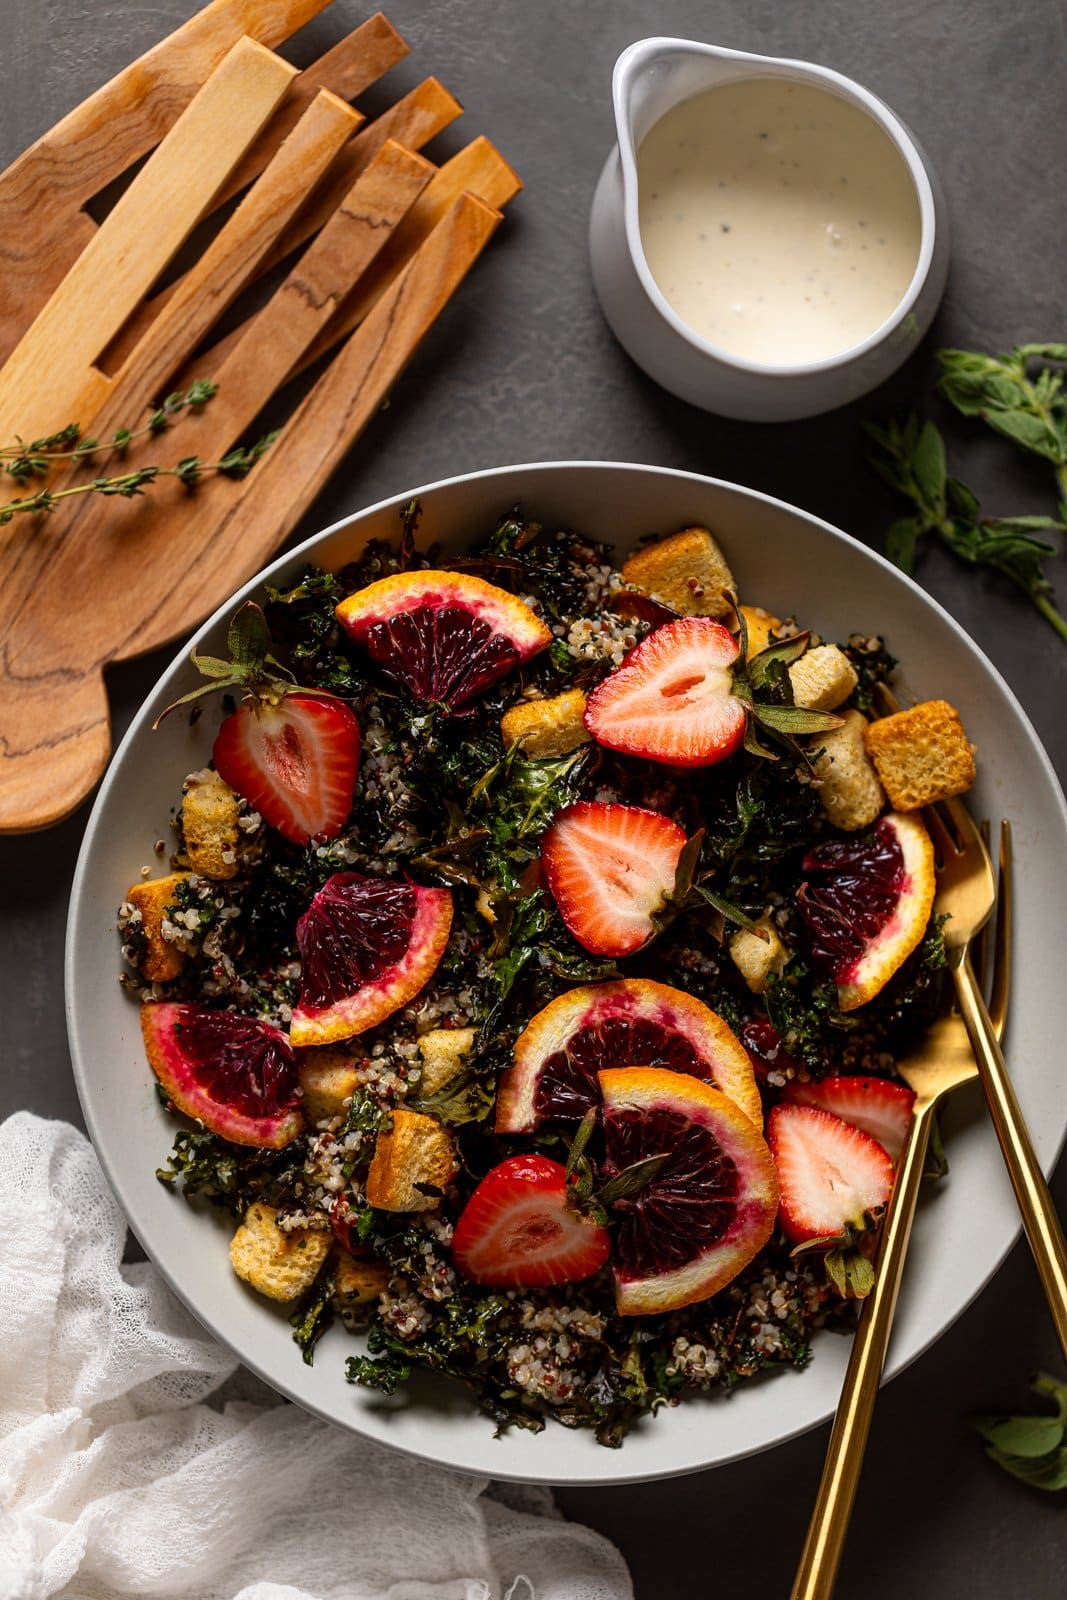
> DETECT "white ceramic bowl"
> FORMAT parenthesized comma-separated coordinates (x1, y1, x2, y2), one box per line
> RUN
(68, 462, 1067, 1486)
(589, 39, 950, 421)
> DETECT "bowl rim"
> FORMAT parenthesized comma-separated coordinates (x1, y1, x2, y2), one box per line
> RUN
(67, 459, 1067, 1486)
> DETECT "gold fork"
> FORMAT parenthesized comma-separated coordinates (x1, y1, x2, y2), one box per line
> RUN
(792, 813, 1013, 1600)
(922, 795, 1067, 1356)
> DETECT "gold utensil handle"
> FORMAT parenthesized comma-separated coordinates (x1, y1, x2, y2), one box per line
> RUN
(791, 1101, 935, 1600)
(953, 952, 1067, 1362)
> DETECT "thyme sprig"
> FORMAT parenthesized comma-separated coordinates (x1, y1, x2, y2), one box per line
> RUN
(0, 382, 275, 525)
(0, 380, 218, 479)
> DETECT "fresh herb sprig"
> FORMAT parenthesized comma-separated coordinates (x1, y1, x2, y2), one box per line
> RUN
(936, 344, 1067, 516)
(975, 1372, 1067, 1491)
(0, 381, 218, 478)
(0, 382, 275, 525)
(865, 415, 1067, 644)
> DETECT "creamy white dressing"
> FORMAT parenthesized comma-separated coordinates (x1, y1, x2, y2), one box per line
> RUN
(637, 78, 922, 366)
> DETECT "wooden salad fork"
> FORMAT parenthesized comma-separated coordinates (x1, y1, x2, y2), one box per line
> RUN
(792, 759, 1018, 1596)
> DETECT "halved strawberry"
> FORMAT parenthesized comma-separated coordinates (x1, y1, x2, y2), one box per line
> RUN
(451, 1154, 611, 1288)
(767, 1102, 893, 1261)
(583, 617, 746, 767)
(213, 692, 360, 846)
(541, 801, 687, 957)
(784, 1076, 916, 1164)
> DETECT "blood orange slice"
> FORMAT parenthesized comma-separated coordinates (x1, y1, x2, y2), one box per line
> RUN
(797, 811, 935, 1011)
(335, 570, 552, 709)
(598, 1067, 778, 1316)
(141, 1002, 304, 1149)
(496, 979, 762, 1134)
(290, 873, 452, 1046)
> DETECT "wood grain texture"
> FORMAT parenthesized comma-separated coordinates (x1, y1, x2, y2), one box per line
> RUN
(0, 38, 296, 444)
(0, 0, 332, 363)
(102, 13, 415, 375)
(295, 135, 521, 375)
(128, 74, 469, 389)
(90, 90, 359, 441)
(176, 139, 435, 456)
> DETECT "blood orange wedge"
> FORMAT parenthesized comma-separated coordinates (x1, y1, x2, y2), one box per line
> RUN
(598, 1067, 778, 1316)
(141, 1002, 304, 1149)
(335, 571, 552, 709)
(290, 873, 452, 1047)
(797, 812, 935, 1011)
(496, 978, 762, 1134)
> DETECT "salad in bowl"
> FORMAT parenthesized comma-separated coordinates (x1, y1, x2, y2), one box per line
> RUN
(116, 501, 980, 1447)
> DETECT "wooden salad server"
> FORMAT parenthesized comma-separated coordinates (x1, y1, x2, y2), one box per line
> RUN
(0, 0, 520, 835)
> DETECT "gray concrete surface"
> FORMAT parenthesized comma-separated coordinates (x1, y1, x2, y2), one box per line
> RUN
(3, 0, 1067, 1593)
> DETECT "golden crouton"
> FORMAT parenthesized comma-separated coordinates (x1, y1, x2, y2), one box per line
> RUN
(418, 1027, 477, 1098)
(298, 1047, 362, 1124)
(813, 710, 885, 832)
(864, 700, 977, 811)
(738, 604, 783, 658)
(500, 689, 590, 759)
(365, 1109, 458, 1213)
(622, 526, 736, 619)
(729, 914, 788, 994)
(125, 871, 195, 982)
(789, 644, 859, 712)
(182, 769, 241, 879)
(229, 1201, 330, 1302)
(334, 1250, 390, 1311)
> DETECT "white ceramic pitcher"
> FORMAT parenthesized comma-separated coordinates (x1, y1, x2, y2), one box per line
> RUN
(589, 37, 950, 422)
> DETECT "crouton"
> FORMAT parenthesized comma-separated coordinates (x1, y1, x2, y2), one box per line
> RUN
(298, 1047, 362, 1124)
(229, 1201, 330, 1302)
(418, 1027, 477, 1098)
(125, 871, 195, 982)
(738, 604, 783, 658)
(500, 689, 590, 758)
(813, 710, 885, 832)
(334, 1250, 389, 1311)
(789, 644, 859, 712)
(729, 915, 788, 994)
(181, 768, 241, 879)
(365, 1109, 458, 1213)
(864, 699, 977, 811)
(622, 526, 736, 619)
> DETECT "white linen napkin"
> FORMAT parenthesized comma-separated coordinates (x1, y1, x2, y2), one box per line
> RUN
(0, 1113, 632, 1600)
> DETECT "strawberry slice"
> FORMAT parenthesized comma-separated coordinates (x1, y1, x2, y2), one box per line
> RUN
(767, 1102, 893, 1246)
(541, 801, 687, 957)
(451, 1154, 611, 1288)
(584, 616, 746, 767)
(213, 692, 360, 846)
(784, 1075, 916, 1164)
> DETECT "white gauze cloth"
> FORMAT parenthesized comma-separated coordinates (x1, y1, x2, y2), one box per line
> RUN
(0, 1113, 632, 1600)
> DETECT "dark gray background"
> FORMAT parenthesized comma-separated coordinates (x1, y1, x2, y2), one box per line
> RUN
(4, 0, 1067, 1594)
